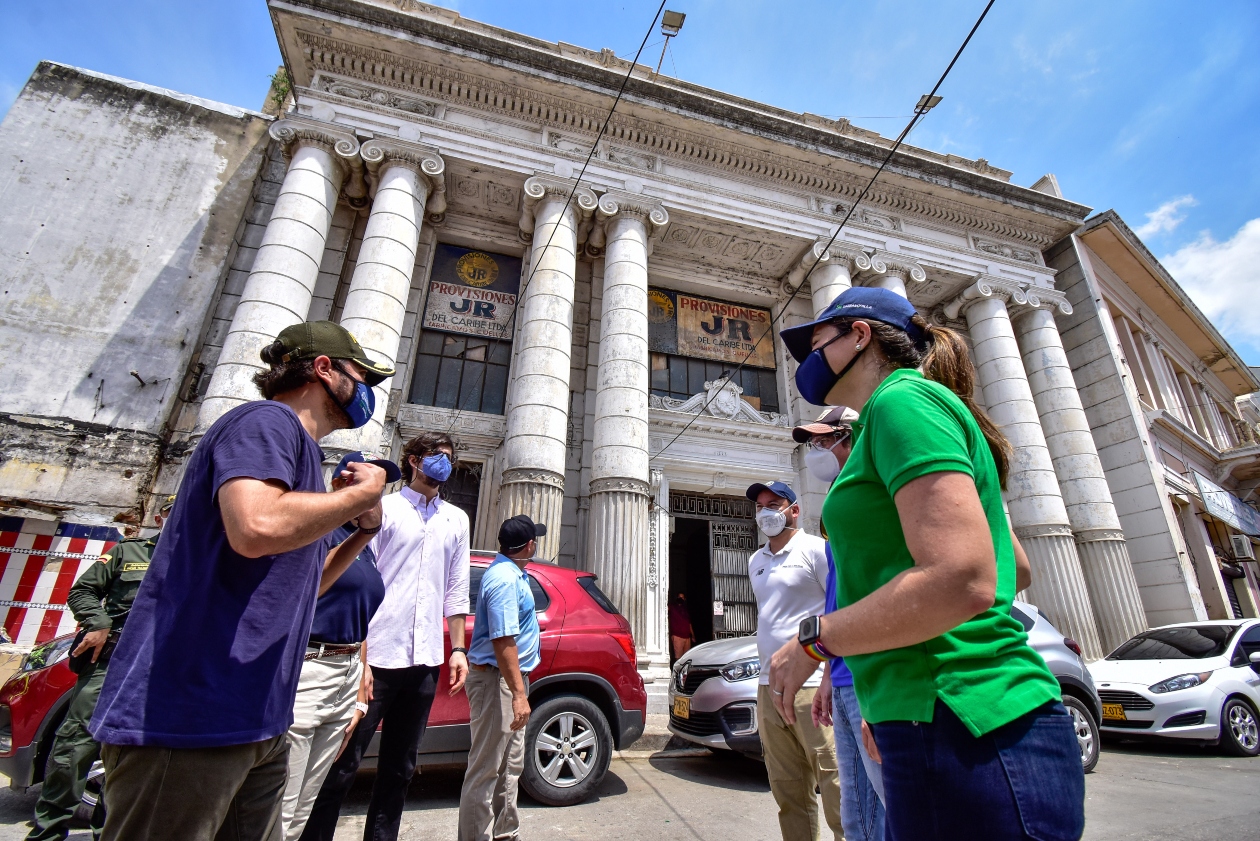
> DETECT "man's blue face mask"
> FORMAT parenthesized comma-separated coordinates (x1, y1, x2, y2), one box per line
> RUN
(323, 363, 375, 429)
(421, 453, 453, 483)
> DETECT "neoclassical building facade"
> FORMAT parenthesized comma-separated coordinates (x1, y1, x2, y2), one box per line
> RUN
(3, 0, 1257, 708)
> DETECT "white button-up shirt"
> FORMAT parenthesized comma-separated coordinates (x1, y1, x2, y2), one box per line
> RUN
(748, 530, 829, 687)
(366, 486, 470, 669)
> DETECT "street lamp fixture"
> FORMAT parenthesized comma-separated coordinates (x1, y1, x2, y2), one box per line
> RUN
(655, 10, 686, 75)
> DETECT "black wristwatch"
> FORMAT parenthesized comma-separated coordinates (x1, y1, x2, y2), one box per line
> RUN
(799, 615, 835, 662)
(451, 647, 468, 655)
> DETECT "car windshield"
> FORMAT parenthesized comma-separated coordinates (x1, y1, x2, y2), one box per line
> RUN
(1106, 625, 1240, 660)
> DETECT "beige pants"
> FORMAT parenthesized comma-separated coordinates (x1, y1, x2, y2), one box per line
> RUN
(280, 650, 363, 840)
(757, 684, 843, 841)
(457, 667, 527, 841)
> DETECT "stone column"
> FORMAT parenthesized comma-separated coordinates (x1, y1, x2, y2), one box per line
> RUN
(198, 118, 359, 430)
(499, 175, 596, 560)
(866, 252, 926, 299)
(1013, 298, 1147, 654)
(326, 139, 445, 455)
(943, 277, 1104, 659)
(783, 239, 871, 315)
(585, 191, 668, 681)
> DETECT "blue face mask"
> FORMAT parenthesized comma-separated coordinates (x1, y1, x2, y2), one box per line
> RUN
(323, 365, 375, 429)
(421, 453, 453, 483)
(794, 331, 864, 406)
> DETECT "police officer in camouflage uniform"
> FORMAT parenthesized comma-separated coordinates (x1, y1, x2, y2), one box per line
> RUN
(24, 498, 170, 841)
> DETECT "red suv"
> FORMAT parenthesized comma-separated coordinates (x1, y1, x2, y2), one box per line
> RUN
(0, 553, 646, 808)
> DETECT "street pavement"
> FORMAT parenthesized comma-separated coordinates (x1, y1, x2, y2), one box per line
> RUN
(0, 741, 1254, 840)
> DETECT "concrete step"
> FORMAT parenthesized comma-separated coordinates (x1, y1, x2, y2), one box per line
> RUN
(622, 713, 671, 752)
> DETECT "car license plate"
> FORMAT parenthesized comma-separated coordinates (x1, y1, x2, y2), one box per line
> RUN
(1101, 703, 1126, 721)
(672, 695, 690, 719)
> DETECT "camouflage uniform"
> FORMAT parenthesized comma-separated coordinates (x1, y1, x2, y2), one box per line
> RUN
(25, 536, 154, 841)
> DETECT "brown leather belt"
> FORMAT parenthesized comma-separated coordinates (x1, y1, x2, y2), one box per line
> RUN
(304, 642, 361, 661)
(469, 662, 496, 671)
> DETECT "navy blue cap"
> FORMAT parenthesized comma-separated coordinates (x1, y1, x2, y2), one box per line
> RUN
(746, 481, 797, 505)
(333, 451, 402, 484)
(780, 286, 923, 364)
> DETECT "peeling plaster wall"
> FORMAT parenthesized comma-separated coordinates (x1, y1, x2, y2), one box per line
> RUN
(0, 62, 271, 526)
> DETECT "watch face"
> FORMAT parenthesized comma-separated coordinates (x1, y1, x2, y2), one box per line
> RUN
(799, 614, 820, 644)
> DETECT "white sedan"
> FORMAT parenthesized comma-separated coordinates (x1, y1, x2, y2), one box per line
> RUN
(1087, 619, 1260, 756)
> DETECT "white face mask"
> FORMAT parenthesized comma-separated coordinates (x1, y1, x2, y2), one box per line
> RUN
(756, 507, 788, 537)
(805, 447, 841, 485)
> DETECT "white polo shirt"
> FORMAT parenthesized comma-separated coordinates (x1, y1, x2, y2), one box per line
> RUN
(748, 530, 829, 687)
(366, 486, 470, 669)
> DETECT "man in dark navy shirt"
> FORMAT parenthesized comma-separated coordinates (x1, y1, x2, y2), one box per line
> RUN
(90, 322, 394, 841)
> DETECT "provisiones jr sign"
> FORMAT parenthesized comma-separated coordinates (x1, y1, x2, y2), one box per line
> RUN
(647, 287, 775, 369)
(422, 245, 523, 339)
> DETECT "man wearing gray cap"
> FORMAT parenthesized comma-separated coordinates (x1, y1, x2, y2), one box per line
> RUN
(457, 514, 546, 841)
(745, 480, 841, 841)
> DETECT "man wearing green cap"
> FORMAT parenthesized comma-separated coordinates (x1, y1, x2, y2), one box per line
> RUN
(89, 321, 394, 841)
(24, 498, 173, 841)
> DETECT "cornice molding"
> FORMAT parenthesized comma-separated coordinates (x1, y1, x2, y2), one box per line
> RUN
(291, 30, 1070, 246)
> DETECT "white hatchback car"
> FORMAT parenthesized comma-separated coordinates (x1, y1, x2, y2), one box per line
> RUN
(1087, 619, 1260, 756)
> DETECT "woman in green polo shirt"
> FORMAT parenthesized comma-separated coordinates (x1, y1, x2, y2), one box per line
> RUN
(768, 287, 1085, 841)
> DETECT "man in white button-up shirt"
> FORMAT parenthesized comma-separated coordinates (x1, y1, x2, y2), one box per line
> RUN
(301, 432, 470, 841)
(747, 480, 842, 841)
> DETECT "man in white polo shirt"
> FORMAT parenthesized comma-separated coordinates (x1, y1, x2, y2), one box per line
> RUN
(746, 480, 841, 841)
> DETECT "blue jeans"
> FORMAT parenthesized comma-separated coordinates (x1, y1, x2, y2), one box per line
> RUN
(871, 700, 1084, 841)
(832, 683, 885, 841)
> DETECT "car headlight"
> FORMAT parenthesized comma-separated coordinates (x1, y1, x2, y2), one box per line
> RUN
(20, 637, 74, 673)
(1149, 672, 1212, 694)
(719, 657, 760, 682)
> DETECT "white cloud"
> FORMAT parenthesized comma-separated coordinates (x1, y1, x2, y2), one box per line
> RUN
(1161, 218, 1260, 348)
(1134, 195, 1197, 239)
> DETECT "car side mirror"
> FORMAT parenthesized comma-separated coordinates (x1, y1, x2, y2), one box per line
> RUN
(1250, 652, 1260, 671)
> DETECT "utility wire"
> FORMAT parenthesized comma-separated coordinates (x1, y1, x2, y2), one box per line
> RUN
(649, 0, 996, 464)
(443, 0, 668, 435)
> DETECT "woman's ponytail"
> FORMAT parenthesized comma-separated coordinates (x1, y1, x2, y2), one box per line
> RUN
(916, 316, 1012, 488)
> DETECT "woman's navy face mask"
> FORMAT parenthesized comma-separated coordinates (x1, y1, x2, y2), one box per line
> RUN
(793, 326, 865, 406)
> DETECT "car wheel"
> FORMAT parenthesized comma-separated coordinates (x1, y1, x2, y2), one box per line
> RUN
(1219, 697, 1260, 757)
(1062, 695, 1100, 773)
(520, 694, 613, 806)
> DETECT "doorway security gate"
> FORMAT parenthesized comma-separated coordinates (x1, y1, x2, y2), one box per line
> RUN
(669, 491, 760, 639)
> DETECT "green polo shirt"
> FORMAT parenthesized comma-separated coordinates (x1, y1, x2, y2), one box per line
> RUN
(822, 368, 1060, 737)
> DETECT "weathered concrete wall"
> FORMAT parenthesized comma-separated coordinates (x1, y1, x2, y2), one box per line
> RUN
(0, 62, 270, 525)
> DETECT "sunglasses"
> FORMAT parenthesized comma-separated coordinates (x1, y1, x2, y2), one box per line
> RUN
(807, 427, 852, 450)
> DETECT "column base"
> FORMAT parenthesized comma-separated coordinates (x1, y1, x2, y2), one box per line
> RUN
(1018, 527, 1105, 660)
(639, 653, 673, 715)
(1075, 533, 1147, 654)
(587, 484, 650, 636)
(498, 468, 565, 561)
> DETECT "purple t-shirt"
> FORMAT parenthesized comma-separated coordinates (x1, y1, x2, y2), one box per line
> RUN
(90, 401, 331, 748)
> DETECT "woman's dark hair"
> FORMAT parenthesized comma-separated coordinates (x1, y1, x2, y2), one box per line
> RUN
(253, 340, 316, 399)
(829, 314, 1013, 488)
(400, 431, 458, 482)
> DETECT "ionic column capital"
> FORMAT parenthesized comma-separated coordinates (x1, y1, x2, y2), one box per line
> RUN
(587, 191, 669, 255)
(783, 238, 871, 292)
(269, 117, 360, 170)
(1010, 285, 1073, 320)
(866, 250, 927, 284)
(940, 274, 1027, 320)
(360, 138, 447, 223)
(518, 175, 598, 241)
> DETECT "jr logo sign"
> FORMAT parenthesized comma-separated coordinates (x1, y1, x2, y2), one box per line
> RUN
(422, 245, 522, 340)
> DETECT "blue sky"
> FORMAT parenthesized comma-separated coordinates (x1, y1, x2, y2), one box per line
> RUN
(3, 0, 1257, 364)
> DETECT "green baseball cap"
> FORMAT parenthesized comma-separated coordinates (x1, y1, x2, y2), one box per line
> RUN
(268, 321, 395, 387)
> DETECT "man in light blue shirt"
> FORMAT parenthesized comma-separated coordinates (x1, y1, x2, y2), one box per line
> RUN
(457, 515, 544, 841)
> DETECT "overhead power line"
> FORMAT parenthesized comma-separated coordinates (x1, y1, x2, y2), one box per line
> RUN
(649, 0, 997, 463)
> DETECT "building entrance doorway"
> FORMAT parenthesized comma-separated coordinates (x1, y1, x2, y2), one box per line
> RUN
(444, 463, 481, 541)
(667, 491, 759, 652)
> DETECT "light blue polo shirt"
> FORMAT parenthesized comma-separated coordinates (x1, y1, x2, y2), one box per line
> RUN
(468, 554, 541, 673)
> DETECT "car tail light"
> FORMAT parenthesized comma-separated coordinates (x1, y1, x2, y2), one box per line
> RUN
(1063, 638, 1082, 656)
(610, 632, 637, 663)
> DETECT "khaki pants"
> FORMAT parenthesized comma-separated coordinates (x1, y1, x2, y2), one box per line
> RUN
(457, 667, 527, 841)
(99, 735, 289, 841)
(757, 684, 843, 841)
(280, 650, 363, 840)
